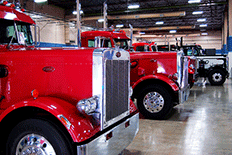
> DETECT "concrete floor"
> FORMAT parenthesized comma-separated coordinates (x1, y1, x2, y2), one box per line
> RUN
(125, 79, 232, 155)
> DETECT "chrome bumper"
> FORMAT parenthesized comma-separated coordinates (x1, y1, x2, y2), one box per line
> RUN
(77, 113, 139, 155)
(178, 85, 190, 104)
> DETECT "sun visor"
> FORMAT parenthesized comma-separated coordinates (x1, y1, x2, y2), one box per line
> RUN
(0, 5, 35, 24)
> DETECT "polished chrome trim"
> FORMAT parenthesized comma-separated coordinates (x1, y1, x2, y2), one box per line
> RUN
(178, 85, 190, 104)
(177, 50, 183, 87)
(177, 51, 189, 89)
(77, 113, 139, 155)
(92, 48, 130, 130)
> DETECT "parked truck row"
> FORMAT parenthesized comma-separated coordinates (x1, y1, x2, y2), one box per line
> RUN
(2, 1, 225, 154)
(0, 2, 139, 155)
(81, 30, 190, 119)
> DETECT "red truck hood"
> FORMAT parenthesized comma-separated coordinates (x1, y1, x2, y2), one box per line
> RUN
(130, 51, 177, 59)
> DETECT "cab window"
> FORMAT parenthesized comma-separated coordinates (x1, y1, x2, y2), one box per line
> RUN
(88, 40, 95, 47)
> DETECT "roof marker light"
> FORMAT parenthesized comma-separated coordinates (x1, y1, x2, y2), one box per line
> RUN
(10, 3, 15, 8)
(3, 1, 8, 5)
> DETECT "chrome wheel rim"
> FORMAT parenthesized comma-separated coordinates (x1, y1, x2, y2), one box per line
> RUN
(16, 134, 56, 155)
(143, 91, 164, 113)
(212, 73, 222, 82)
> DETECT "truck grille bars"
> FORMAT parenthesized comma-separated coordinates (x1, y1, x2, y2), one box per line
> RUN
(92, 48, 130, 130)
(105, 60, 129, 122)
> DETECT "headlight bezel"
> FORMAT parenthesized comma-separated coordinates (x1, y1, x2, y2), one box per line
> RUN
(76, 96, 98, 115)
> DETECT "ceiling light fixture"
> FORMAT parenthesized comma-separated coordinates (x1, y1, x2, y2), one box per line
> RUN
(169, 30, 177, 33)
(34, 0, 47, 3)
(98, 18, 104, 22)
(128, 4, 140, 9)
(201, 33, 208, 35)
(72, 10, 83, 15)
(200, 29, 206, 31)
(139, 32, 145, 35)
(192, 11, 203, 15)
(156, 21, 164, 25)
(31, 15, 43, 19)
(199, 24, 207, 27)
(197, 18, 206, 22)
(188, 0, 201, 3)
(116, 24, 124, 28)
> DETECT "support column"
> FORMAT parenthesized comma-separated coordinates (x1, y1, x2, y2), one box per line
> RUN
(228, 0, 232, 51)
(76, 0, 81, 47)
(228, 0, 232, 77)
(222, 11, 227, 54)
(65, 22, 70, 44)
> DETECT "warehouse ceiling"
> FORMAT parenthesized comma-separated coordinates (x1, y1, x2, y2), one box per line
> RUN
(47, 0, 227, 34)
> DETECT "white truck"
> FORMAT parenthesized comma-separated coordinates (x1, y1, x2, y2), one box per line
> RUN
(182, 45, 229, 85)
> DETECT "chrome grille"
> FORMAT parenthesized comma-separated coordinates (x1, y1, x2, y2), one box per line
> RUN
(105, 60, 129, 122)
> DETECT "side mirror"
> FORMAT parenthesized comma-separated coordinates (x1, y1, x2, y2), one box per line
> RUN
(129, 46, 134, 52)
(17, 32, 26, 45)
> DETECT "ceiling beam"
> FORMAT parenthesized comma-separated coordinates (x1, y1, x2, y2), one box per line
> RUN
(70, 11, 186, 21)
(108, 11, 185, 20)
(123, 25, 195, 31)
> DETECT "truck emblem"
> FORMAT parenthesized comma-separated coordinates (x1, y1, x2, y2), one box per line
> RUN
(116, 52, 121, 58)
(43, 66, 55, 73)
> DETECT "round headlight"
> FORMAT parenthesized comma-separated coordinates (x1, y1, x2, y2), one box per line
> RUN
(76, 96, 98, 115)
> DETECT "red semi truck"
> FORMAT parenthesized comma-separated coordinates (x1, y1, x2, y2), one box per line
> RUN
(81, 30, 190, 119)
(0, 2, 139, 155)
(132, 42, 197, 88)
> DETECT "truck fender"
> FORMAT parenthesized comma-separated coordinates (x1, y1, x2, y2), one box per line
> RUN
(207, 65, 228, 75)
(132, 74, 179, 92)
(0, 97, 100, 143)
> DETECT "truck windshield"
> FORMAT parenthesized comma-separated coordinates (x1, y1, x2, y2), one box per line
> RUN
(114, 39, 129, 50)
(151, 45, 157, 52)
(0, 19, 33, 45)
(135, 45, 150, 52)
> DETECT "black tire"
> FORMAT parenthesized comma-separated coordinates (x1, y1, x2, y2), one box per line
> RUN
(6, 119, 73, 155)
(208, 69, 226, 85)
(137, 84, 173, 119)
